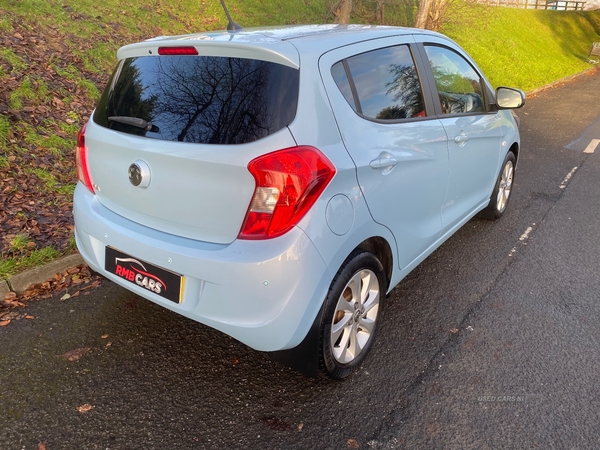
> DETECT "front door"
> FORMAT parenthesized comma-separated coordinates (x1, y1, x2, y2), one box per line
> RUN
(419, 42, 503, 230)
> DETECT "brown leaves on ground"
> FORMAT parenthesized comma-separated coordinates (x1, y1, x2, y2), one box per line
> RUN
(62, 347, 91, 361)
(0, 11, 109, 260)
(0, 264, 103, 326)
(77, 403, 93, 413)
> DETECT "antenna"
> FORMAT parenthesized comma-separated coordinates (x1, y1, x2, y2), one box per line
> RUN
(219, 0, 243, 31)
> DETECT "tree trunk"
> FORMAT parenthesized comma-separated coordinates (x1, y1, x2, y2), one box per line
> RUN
(414, 0, 434, 28)
(334, 0, 353, 24)
(376, 0, 385, 24)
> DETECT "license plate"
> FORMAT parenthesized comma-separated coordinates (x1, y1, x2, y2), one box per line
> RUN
(105, 247, 183, 304)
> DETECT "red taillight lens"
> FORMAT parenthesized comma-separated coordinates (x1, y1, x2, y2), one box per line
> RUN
(75, 122, 95, 194)
(239, 146, 336, 240)
(157, 46, 199, 55)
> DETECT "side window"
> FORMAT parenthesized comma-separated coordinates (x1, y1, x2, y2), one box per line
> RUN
(331, 45, 426, 121)
(424, 45, 484, 115)
(331, 62, 357, 112)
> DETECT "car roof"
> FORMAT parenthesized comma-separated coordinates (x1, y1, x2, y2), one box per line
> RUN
(116, 24, 446, 69)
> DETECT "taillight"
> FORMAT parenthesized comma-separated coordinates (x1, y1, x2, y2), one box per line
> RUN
(239, 146, 336, 240)
(75, 122, 95, 194)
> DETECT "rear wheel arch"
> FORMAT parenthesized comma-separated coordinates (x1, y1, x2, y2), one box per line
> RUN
(268, 235, 393, 377)
(319, 248, 386, 379)
(355, 236, 393, 293)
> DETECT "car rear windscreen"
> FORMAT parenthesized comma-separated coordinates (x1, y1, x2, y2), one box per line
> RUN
(93, 55, 299, 145)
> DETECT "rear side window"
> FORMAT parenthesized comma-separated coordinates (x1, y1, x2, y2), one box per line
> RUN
(332, 45, 425, 121)
(93, 56, 299, 145)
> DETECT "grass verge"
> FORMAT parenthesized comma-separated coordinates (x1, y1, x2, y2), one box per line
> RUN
(442, 4, 600, 90)
(0, 0, 599, 282)
(0, 247, 61, 280)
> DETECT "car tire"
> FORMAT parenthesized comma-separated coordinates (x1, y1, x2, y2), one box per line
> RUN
(478, 151, 516, 220)
(320, 249, 386, 379)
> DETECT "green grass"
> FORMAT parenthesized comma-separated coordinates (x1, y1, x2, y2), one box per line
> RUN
(78, 79, 101, 101)
(0, 114, 10, 149)
(23, 126, 74, 158)
(24, 167, 75, 194)
(0, 48, 26, 73)
(51, 62, 80, 81)
(0, 246, 61, 279)
(57, 121, 80, 136)
(3, 0, 596, 96)
(8, 234, 32, 254)
(9, 77, 38, 110)
(441, 5, 600, 91)
(1, 0, 599, 280)
(0, 16, 14, 33)
(36, 78, 50, 100)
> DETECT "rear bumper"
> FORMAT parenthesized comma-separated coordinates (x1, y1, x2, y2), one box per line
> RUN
(73, 184, 332, 351)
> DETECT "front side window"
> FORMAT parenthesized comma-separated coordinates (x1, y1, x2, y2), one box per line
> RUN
(424, 46, 484, 115)
(332, 45, 425, 121)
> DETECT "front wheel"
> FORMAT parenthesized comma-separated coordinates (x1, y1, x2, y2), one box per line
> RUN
(479, 151, 516, 220)
(320, 250, 386, 379)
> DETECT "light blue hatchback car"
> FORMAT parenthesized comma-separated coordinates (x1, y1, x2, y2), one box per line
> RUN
(73, 24, 525, 379)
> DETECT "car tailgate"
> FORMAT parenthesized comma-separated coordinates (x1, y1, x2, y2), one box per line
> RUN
(84, 120, 298, 244)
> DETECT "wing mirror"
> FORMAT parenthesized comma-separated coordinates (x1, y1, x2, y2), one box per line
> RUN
(495, 87, 526, 109)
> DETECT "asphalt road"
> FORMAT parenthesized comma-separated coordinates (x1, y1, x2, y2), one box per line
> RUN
(2, 69, 600, 450)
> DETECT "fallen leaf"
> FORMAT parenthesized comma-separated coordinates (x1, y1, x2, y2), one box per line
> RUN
(298, 423, 304, 431)
(37, 442, 47, 450)
(62, 347, 91, 361)
(105, 342, 112, 348)
(77, 403, 93, 413)
(347, 439, 359, 448)
(3, 299, 25, 308)
(60, 293, 71, 301)
(2, 311, 19, 321)
(4, 292, 17, 301)
(450, 328, 459, 334)
(101, 334, 109, 339)
(25, 315, 35, 319)
(0, 320, 11, 327)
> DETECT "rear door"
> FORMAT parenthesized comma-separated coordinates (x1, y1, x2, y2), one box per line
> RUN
(320, 37, 450, 269)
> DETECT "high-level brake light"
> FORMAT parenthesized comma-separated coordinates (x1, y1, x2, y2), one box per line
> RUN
(157, 47, 199, 56)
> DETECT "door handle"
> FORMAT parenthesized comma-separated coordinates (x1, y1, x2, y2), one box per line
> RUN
(370, 152, 398, 174)
(454, 133, 469, 146)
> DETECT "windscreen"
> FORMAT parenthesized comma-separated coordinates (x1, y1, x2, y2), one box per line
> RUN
(93, 55, 299, 145)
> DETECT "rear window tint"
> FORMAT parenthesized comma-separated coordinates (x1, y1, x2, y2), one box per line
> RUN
(93, 56, 299, 145)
